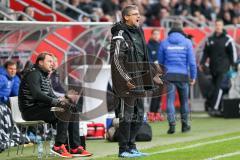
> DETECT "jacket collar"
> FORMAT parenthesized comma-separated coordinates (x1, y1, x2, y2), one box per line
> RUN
(213, 30, 226, 38)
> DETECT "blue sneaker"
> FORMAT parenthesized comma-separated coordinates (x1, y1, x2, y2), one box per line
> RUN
(28, 132, 36, 143)
(118, 151, 141, 158)
(130, 149, 148, 156)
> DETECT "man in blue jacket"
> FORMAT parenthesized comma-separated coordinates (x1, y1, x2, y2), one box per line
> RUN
(147, 29, 164, 122)
(158, 21, 197, 134)
(0, 60, 20, 105)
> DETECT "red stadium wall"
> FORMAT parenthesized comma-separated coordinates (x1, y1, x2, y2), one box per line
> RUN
(10, 0, 71, 21)
(34, 27, 237, 66)
(143, 27, 213, 47)
(10, 26, 238, 71)
(5, 26, 238, 66)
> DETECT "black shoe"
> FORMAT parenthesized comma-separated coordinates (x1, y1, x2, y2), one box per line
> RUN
(182, 124, 191, 133)
(167, 125, 175, 134)
(208, 109, 223, 117)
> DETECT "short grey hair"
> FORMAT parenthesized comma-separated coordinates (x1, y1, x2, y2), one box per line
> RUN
(121, 5, 138, 22)
(171, 20, 183, 30)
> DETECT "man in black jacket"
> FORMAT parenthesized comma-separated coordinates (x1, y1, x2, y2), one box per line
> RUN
(19, 52, 92, 158)
(200, 19, 237, 114)
(110, 5, 162, 158)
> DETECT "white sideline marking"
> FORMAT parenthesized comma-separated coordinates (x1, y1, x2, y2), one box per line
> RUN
(149, 136, 240, 155)
(204, 151, 240, 160)
(87, 135, 240, 159)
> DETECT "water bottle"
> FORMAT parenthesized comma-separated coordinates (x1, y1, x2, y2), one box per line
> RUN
(143, 112, 147, 123)
(36, 135, 43, 159)
(49, 137, 55, 156)
(49, 128, 56, 156)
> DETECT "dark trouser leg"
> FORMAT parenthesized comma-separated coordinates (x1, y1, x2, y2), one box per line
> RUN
(150, 97, 160, 113)
(128, 99, 144, 150)
(167, 83, 176, 125)
(54, 109, 72, 146)
(118, 97, 136, 154)
(176, 82, 189, 125)
(210, 73, 224, 111)
(166, 83, 176, 134)
(68, 115, 81, 148)
(22, 106, 57, 124)
(22, 105, 78, 146)
(55, 121, 69, 146)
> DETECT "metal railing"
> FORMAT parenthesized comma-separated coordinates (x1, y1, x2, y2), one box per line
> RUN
(0, 0, 9, 8)
(50, 0, 98, 21)
(161, 15, 213, 33)
(10, 11, 35, 21)
(16, 0, 57, 21)
(0, 10, 15, 20)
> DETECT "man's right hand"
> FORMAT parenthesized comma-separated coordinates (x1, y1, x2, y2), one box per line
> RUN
(153, 73, 163, 85)
(127, 81, 136, 90)
(190, 79, 196, 85)
(57, 97, 68, 106)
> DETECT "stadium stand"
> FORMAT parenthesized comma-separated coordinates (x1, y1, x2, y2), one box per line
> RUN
(0, 0, 238, 25)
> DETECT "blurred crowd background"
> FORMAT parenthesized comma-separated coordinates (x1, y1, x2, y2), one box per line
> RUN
(1, 0, 240, 26)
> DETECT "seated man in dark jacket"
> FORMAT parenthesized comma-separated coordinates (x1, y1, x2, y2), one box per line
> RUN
(19, 52, 92, 158)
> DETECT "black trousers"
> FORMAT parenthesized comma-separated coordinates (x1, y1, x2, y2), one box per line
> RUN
(208, 72, 225, 111)
(118, 97, 144, 154)
(22, 105, 81, 148)
(150, 97, 161, 113)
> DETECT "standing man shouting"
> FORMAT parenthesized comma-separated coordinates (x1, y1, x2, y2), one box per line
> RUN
(110, 5, 161, 158)
(200, 19, 237, 115)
